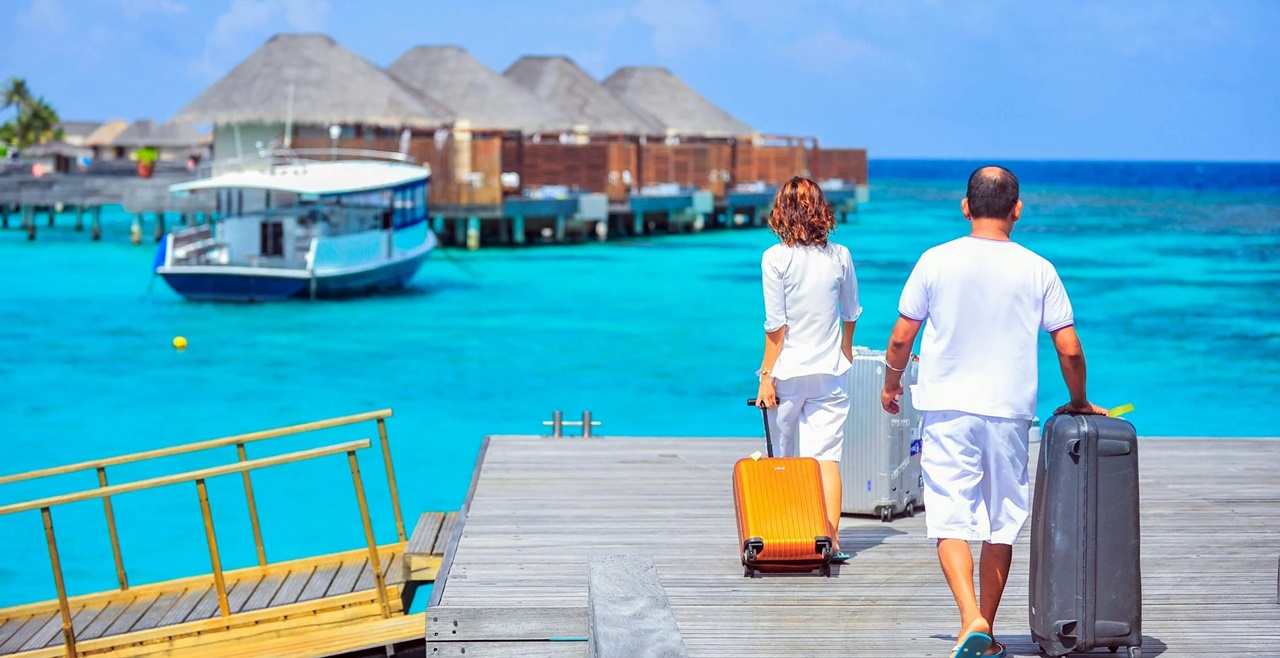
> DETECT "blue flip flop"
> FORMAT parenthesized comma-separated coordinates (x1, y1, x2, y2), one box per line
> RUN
(951, 632, 993, 658)
(831, 551, 852, 562)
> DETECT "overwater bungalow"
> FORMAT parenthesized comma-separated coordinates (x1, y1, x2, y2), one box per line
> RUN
(171, 34, 450, 167)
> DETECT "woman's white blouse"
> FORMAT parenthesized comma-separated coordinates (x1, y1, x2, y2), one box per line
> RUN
(760, 242, 862, 380)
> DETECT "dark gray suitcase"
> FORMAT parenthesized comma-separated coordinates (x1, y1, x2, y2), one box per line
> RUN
(1029, 413, 1142, 658)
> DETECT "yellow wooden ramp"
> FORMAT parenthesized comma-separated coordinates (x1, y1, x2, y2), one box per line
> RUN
(0, 410, 453, 658)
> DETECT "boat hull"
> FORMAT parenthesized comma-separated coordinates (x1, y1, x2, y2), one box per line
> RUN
(159, 251, 431, 302)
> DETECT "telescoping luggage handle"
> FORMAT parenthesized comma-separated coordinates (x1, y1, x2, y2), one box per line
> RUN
(745, 399, 774, 458)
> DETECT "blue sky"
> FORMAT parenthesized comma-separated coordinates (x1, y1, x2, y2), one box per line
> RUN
(2, 0, 1277, 161)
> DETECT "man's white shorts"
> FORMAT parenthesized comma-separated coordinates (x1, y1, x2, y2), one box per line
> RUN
(767, 373, 848, 461)
(921, 409, 1031, 545)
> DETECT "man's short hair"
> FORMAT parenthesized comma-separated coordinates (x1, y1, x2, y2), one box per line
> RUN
(966, 166, 1020, 219)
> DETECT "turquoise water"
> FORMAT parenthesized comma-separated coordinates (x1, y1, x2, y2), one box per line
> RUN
(1, 163, 1278, 609)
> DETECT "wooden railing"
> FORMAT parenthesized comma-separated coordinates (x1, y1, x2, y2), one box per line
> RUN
(0, 438, 398, 658)
(0, 409, 408, 592)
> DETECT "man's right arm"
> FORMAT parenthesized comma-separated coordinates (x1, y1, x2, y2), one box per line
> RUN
(1050, 326, 1107, 415)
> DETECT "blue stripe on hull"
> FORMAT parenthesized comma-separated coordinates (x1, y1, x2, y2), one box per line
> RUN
(161, 252, 430, 302)
(313, 251, 430, 298)
(161, 273, 308, 302)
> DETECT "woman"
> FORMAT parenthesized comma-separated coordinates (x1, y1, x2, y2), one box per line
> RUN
(756, 176, 860, 560)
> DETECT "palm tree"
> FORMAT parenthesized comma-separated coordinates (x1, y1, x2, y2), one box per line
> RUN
(1, 77, 33, 117)
(0, 78, 62, 148)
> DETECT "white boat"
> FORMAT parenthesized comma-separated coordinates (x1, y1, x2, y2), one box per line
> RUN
(154, 149, 437, 302)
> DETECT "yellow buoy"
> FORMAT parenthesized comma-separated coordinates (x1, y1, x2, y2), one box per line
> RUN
(173, 336, 188, 351)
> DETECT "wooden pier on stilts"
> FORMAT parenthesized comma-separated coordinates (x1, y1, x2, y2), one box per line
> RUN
(0, 410, 455, 658)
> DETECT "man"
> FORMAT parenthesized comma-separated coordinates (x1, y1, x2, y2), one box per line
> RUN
(880, 166, 1106, 658)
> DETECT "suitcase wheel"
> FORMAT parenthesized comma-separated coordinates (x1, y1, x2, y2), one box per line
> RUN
(1126, 648, 1140, 658)
(820, 563, 831, 577)
(878, 506, 893, 523)
(743, 564, 755, 578)
(904, 501, 916, 518)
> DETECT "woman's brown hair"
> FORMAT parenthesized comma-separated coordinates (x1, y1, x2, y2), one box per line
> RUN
(768, 176, 835, 247)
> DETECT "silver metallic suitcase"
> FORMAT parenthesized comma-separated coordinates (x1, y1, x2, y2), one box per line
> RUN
(840, 347, 924, 522)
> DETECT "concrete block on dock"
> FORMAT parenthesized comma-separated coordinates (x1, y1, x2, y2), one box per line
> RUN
(588, 555, 688, 658)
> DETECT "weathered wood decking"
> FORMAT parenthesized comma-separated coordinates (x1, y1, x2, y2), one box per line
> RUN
(426, 436, 1280, 657)
(0, 512, 456, 658)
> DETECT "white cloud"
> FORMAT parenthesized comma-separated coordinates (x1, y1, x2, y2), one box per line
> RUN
(630, 0, 724, 59)
(784, 28, 878, 74)
(194, 0, 331, 82)
(18, 0, 69, 32)
(117, 0, 188, 18)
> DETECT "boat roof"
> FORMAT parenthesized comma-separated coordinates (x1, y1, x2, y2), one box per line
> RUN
(170, 160, 429, 196)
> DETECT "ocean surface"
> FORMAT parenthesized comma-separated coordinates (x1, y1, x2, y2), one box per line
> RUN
(1, 159, 1277, 609)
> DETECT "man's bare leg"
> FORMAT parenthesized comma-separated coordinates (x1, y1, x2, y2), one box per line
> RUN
(978, 541, 1013, 655)
(818, 460, 842, 549)
(939, 539, 991, 645)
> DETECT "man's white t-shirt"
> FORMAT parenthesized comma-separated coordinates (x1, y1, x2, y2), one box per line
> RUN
(898, 236, 1074, 420)
(762, 243, 862, 380)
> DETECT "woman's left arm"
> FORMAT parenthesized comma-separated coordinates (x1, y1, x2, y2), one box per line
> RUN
(839, 249, 863, 361)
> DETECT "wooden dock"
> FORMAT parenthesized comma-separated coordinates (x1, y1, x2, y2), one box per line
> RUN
(426, 435, 1280, 657)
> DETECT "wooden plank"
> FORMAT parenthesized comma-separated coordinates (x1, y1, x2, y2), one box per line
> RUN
(425, 641, 588, 657)
(17, 606, 77, 653)
(43, 590, 388, 658)
(267, 566, 314, 608)
(156, 585, 211, 629)
(126, 589, 184, 635)
(104, 594, 158, 637)
(382, 552, 405, 587)
(0, 543, 392, 618)
(587, 555, 688, 658)
(428, 437, 488, 608)
(226, 574, 264, 614)
(0, 613, 53, 655)
(405, 512, 445, 556)
(433, 511, 460, 556)
(296, 563, 339, 604)
(241, 574, 286, 613)
(0, 616, 30, 649)
(325, 558, 367, 598)
(176, 612, 425, 658)
(426, 607, 587, 641)
(76, 598, 130, 641)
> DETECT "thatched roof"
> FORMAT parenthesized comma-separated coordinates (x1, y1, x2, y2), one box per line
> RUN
(388, 46, 576, 133)
(503, 56, 665, 136)
(24, 141, 92, 158)
(112, 120, 205, 148)
(601, 67, 753, 138)
(172, 34, 450, 129)
(83, 120, 128, 147)
(56, 121, 102, 144)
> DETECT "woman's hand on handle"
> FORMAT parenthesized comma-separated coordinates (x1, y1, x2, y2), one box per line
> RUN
(756, 378, 777, 409)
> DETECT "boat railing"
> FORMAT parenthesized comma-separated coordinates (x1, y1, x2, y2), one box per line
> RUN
(0, 409, 408, 592)
(191, 148, 420, 181)
(0, 437, 398, 657)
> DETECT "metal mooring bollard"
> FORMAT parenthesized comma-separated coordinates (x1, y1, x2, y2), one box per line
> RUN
(541, 411, 603, 437)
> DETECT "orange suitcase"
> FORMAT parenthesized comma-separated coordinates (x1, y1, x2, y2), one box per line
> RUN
(734, 400, 834, 577)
